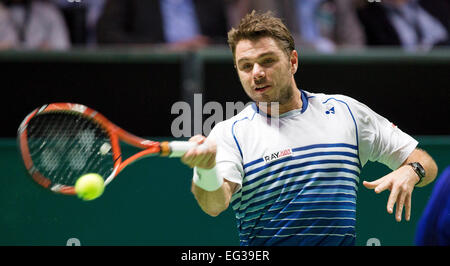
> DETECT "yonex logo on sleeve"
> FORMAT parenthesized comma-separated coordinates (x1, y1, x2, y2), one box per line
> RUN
(325, 103, 335, 115)
(263, 148, 292, 164)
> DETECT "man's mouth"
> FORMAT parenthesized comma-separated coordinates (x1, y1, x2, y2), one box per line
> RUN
(255, 85, 271, 92)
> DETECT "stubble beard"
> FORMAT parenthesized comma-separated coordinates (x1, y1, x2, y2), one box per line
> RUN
(256, 83, 293, 106)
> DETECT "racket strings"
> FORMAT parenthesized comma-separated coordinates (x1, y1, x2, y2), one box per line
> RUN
(26, 112, 115, 187)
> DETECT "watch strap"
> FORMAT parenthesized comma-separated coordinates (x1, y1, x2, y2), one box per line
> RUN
(408, 162, 425, 186)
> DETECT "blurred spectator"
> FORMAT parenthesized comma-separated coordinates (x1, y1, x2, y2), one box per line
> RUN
(0, 2, 15, 49)
(291, 0, 365, 52)
(415, 165, 450, 246)
(225, 0, 282, 28)
(225, 0, 365, 53)
(357, 0, 450, 51)
(52, 0, 106, 46)
(96, 0, 228, 50)
(0, 0, 70, 50)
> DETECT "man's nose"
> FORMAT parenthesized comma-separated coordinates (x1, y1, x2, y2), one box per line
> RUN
(252, 64, 265, 81)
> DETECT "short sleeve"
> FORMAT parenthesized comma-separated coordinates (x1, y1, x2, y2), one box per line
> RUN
(344, 96, 418, 170)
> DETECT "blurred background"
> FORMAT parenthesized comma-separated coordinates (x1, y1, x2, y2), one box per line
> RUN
(0, 0, 449, 246)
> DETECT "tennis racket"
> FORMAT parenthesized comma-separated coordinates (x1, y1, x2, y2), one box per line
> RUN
(18, 103, 205, 195)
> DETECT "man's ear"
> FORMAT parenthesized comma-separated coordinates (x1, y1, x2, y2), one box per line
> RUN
(290, 50, 298, 75)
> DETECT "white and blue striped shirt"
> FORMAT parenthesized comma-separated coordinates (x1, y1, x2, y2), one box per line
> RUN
(205, 90, 417, 246)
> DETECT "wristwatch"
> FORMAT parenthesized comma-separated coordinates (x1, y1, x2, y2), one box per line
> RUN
(408, 162, 426, 186)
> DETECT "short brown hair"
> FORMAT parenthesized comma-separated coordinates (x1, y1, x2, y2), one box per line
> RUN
(227, 10, 295, 60)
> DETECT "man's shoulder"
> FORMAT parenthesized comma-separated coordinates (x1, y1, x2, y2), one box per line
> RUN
(221, 103, 256, 125)
(304, 90, 370, 116)
(211, 104, 257, 132)
(305, 90, 357, 104)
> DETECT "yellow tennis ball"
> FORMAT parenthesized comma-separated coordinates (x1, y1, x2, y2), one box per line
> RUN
(75, 173, 105, 201)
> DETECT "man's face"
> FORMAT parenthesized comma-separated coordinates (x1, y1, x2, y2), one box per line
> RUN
(234, 37, 297, 105)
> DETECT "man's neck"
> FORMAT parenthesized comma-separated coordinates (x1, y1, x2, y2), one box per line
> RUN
(257, 87, 303, 117)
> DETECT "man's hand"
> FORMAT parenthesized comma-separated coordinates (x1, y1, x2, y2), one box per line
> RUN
(181, 135, 216, 169)
(363, 165, 420, 222)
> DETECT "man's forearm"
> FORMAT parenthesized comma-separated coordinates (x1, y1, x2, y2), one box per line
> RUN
(191, 180, 235, 217)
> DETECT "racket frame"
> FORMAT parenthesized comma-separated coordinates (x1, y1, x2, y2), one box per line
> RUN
(18, 103, 170, 195)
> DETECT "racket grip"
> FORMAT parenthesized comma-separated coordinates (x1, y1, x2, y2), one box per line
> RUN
(167, 141, 208, 158)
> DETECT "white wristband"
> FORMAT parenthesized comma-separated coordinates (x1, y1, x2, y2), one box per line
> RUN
(193, 166, 223, 191)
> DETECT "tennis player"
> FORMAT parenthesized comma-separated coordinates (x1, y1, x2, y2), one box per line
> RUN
(181, 11, 438, 246)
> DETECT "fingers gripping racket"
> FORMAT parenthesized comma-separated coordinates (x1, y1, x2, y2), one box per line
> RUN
(18, 103, 204, 195)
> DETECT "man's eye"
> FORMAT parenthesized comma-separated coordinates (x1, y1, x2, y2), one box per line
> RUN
(241, 64, 252, 70)
(262, 58, 274, 65)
